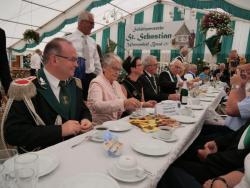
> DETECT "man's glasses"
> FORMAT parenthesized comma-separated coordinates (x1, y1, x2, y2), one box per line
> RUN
(147, 64, 158, 67)
(55, 54, 78, 62)
(174, 66, 182, 70)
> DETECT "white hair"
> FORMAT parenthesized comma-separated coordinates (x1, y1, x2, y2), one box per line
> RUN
(142, 55, 157, 66)
(102, 53, 122, 68)
(77, 11, 93, 24)
(170, 58, 180, 66)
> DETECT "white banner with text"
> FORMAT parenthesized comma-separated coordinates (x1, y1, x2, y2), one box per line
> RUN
(125, 20, 197, 50)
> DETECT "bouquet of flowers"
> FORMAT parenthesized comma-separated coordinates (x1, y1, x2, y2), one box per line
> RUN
(201, 11, 234, 36)
(23, 29, 40, 44)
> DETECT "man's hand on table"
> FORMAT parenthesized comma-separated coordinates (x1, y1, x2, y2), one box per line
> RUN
(62, 120, 82, 136)
(80, 119, 93, 133)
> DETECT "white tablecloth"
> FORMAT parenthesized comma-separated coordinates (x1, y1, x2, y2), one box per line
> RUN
(37, 89, 226, 188)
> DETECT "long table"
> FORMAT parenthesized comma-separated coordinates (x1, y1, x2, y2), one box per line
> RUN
(37, 88, 226, 188)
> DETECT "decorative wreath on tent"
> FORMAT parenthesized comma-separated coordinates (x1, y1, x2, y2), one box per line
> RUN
(201, 11, 234, 36)
(23, 29, 40, 44)
(201, 11, 234, 55)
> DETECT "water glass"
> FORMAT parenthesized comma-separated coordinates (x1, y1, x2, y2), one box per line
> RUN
(14, 153, 38, 188)
(0, 165, 5, 188)
(0, 149, 18, 188)
(15, 168, 36, 188)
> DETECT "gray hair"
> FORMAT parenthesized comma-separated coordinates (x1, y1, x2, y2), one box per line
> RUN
(102, 53, 122, 68)
(170, 58, 180, 66)
(189, 64, 197, 70)
(77, 11, 93, 24)
(43, 38, 72, 64)
(142, 55, 157, 66)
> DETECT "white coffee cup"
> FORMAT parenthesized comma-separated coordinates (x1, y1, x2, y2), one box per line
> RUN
(94, 126, 108, 139)
(191, 98, 200, 105)
(158, 127, 172, 140)
(114, 155, 143, 178)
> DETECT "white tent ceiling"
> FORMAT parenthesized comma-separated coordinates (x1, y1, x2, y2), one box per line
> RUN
(1, 0, 250, 54)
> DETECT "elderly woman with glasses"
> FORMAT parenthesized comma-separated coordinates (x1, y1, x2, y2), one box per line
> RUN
(121, 56, 156, 108)
(87, 53, 141, 125)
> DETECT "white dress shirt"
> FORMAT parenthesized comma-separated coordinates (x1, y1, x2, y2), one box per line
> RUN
(30, 53, 41, 70)
(65, 29, 102, 75)
(43, 68, 60, 102)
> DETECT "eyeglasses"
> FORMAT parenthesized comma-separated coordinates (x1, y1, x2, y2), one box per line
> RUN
(174, 66, 182, 70)
(111, 66, 122, 72)
(147, 64, 158, 67)
(55, 54, 78, 62)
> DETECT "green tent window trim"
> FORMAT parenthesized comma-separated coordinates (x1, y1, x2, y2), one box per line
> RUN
(172, 0, 250, 21)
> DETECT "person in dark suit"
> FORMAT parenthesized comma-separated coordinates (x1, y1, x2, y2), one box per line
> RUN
(4, 38, 92, 153)
(159, 59, 184, 95)
(139, 55, 180, 102)
(0, 27, 12, 100)
(157, 121, 250, 187)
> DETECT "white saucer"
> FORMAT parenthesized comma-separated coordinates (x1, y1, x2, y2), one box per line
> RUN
(152, 132, 178, 142)
(206, 93, 217, 97)
(108, 166, 147, 183)
(4, 153, 59, 177)
(208, 90, 219, 94)
(171, 115, 196, 124)
(187, 105, 204, 110)
(199, 97, 213, 102)
(91, 134, 104, 142)
(131, 139, 170, 156)
(103, 121, 132, 132)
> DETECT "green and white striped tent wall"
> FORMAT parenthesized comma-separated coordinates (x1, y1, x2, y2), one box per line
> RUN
(93, 3, 250, 64)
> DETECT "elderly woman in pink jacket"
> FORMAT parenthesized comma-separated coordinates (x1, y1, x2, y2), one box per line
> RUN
(87, 53, 141, 125)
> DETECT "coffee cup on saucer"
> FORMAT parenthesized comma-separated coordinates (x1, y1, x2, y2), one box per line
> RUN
(94, 126, 108, 139)
(157, 127, 172, 140)
(114, 155, 144, 178)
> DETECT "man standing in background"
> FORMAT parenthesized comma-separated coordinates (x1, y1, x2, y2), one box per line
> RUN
(175, 46, 189, 63)
(30, 49, 42, 76)
(66, 11, 102, 100)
